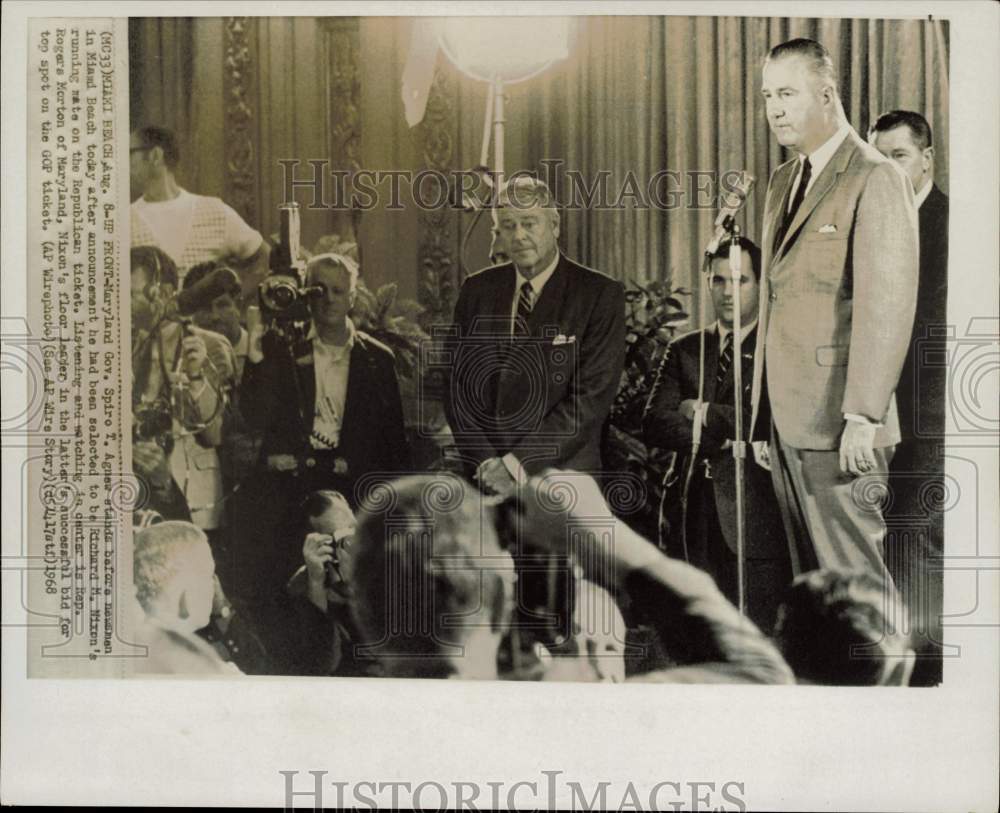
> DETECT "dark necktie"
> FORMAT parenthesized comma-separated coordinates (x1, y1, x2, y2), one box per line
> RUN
(773, 156, 812, 253)
(514, 280, 534, 336)
(716, 332, 734, 388)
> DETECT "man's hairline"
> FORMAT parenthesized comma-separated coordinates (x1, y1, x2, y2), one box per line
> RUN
(764, 52, 839, 96)
(307, 257, 359, 289)
(872, 122, 931, 153)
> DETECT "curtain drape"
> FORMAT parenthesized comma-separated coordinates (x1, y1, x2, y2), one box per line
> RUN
(130, 14, 948, 326)
(486, 15, 949, 325)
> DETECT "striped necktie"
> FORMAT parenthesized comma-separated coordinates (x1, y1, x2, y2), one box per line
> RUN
(716, 331, 734, 387)
(514, 280, 534, 336)
(773, 156, 812, 253)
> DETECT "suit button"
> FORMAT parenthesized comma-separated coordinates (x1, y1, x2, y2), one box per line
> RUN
(769, 292, 778, 302)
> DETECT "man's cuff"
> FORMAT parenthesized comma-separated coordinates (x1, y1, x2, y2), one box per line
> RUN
(844, 412, 884, 428)
(501, 453, 529, 485)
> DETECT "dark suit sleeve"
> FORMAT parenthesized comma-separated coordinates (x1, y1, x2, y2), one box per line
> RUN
(238, 332, 285, 434)
(443, 278, 498, 468)
(642, 336, 726, 457)
(510, 280, 626, 472)
(642, 338, 695, 452)
(625, 554, 794, 684)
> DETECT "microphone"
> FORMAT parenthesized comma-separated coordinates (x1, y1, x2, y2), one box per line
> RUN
(176, 266, 241, 316)
(705, 172, 755, 256)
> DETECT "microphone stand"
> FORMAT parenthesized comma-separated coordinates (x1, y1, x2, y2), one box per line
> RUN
(727, 224, 748, 619)
(691, 216, 749, 619)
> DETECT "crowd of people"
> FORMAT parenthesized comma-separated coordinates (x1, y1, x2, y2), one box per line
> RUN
(127, 38, 947, 686)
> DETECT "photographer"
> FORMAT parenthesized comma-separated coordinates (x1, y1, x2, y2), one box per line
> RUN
(131, 246, 237, 531)
(236, 252, 409, 602)
(272, 490, 376, 676)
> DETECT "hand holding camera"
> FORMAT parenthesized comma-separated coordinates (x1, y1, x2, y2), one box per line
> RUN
(303, 532, 336, 585)
(132, 439, 173, 491)
(181, 333, 208, 378)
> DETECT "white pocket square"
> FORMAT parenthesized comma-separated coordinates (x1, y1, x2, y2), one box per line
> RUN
(818, 223, 838, 234)
(552, 334, 576, 345)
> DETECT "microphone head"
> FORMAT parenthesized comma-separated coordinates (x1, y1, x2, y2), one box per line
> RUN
(705, 170, 756, 257)
(723, 171, 755, 206)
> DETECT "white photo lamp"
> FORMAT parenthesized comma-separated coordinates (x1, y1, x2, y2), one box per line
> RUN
(437, 17, 573, 216)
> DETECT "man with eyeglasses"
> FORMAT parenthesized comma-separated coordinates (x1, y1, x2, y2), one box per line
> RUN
(129, 125, 270, 298)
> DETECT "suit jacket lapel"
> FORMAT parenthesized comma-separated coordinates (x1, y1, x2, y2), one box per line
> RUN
(774, 131, 859, 260)
(704, 324, 721, 401)
(340, 337, 367, 444)
(495, 265, 516, 325)
(294, 356, 317, 437)
(527, 255, 568, 335)
(766, 164, 796, 261)
(717, 325, 756, 405)
(495, 257, 567, 412)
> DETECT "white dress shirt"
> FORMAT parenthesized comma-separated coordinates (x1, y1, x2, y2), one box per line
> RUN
(716, 318, 758, 349)
(914, 178, 932, 209)
(786, 122, 853, 211)
(309, 319, 355, 449)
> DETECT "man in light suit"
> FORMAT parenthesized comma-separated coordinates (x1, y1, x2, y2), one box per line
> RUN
(749, 39, 918, 583)
(444, 177, 626, 495)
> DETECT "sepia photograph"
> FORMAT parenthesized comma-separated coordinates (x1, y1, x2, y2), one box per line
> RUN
(2, 1, 997, 809)
(121, 11, 950, 685)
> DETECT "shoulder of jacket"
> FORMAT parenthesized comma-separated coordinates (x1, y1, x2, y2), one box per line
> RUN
(564, 258, 623, 293)
(670, 327, 708, 351)
(354, 330, 395, 360)
(463, 263, 513, 285)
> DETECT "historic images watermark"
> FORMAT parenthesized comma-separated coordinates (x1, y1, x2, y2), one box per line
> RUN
(280, 770, 749, 811)
(279, 159, 751, 213)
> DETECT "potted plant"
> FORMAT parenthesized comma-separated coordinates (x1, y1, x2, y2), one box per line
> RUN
(604, 276, 690, 540)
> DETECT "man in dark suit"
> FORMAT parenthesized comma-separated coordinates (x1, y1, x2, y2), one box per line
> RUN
(643, 237, 790, 631)
(749, 39, 918, 585)
(444, 177, 625, 495)
(238, 252, 409, 595)
(870, 110, 949, 684)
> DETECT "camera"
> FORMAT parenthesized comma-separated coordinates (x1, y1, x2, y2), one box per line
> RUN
(258, 202, 321, 327)
(133, 398, 174, 451)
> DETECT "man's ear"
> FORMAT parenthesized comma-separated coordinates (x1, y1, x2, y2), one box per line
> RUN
(820, 83, 836, 109)
(149, 145, 165, 168)
(177, 589, 191, 621)
(922, 146, 935, 174)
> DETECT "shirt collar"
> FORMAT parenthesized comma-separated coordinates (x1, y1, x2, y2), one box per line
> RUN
(515, 251, 560, 298)
(308, 318, 356, 353)
(716, 319, 758, 346)
(802, 122, 853, 181)
(914, 179, 933, 209)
